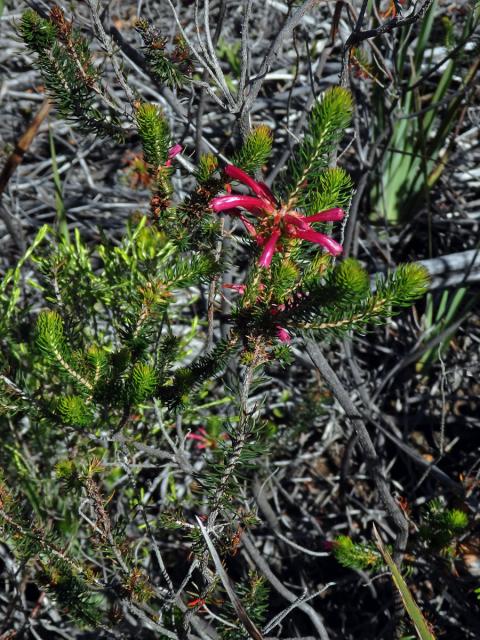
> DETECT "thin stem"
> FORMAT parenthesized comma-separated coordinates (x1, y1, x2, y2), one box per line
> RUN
(195, 0, 227, 160)
(304, 338, 408, 564)
(240, 0, 320, 137)
(164, 0, 231, 108)
(207, 218, 225, 351)
(86, 0, 136, 105)
(207, 348, 259, 528)
(238, 0, 253, 109)
(202, 0, 235, 108)
(242, 533, 331, 640)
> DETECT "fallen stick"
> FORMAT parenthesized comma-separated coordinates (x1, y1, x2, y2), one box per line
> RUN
(0, 97, 52, 195)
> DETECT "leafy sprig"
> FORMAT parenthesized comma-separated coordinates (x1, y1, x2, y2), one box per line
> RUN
(135, 19, 192, 89)
(232, 125, 273, 174)
(333, 535, 384, 572)
(285, 87, 353, 207)
(18, 8, 124, 140)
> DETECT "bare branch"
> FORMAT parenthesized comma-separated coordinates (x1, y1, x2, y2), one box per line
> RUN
(242, 532, 331, 640)
(304, 338, 409, 564)
(345, 0, 435, 47)
(197, 518, 264, 640)
(240, 0, 320, 137)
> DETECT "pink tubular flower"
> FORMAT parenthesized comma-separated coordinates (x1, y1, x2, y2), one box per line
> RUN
(168, 143, 183, 159)
(258, 229, 281, 268)
(304, 207, 344, 223)
(223, 283, 247, 294)
(210, 164, 344, 267)
(224, 164, 276, 202)
(165, 144, 183, 167)
(291, 228, 343, 257)
(186, 427, 213, 450)
(276, 326, 291, 343)
(210, 195, 272, 214)
(238, 213, 257, 238)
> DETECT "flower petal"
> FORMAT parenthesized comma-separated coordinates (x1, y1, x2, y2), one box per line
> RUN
(257, 181, 276, 203)
(186, 433, 205, 442)
(283, 213, 310, 229)
(223, 283, 246, 294)
(167, 143, 183, 159)
(276, 326, 291, 343)
(225, 164, 276, 204)
(258, 230, 281, 268)
(210, 195, 267, 214)
(303, 207, 345, 223)
(293, 228, 343, 256)
(238, 214, 257, 237)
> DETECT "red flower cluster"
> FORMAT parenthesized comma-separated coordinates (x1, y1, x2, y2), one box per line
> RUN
(211, 165, 344, 268)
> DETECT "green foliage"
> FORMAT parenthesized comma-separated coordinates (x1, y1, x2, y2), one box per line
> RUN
(163, 338, 236, 409)
(442, 15, 455, 50)
(163, 253, 219, 289)
(301, 252, 331, 289)
(217, 38, 241, 76)
(443, 508, 469, 530)
(416, 286, 475, 372)
(38, 561, 103, 626)
(49, 129, 69, 243)
(135, 103, 170, 167)
(134, 103, 174, 214)
(55, 459, 82, 491)
(370, 3, 480, 221)
(333, 535, 384, 572)
(232, 125, 273, 174)
(270, 259, 300, 301)
(156, 151, 225, 247)
(35, 311, 93, 394)
(130, 362, 158, 402)
(0, 22, 439, 634)
(18, 8, 124, 140)
(0, 478, 103, 627)
(198, 425, 266, 508)
(373, 526, 436, 640)
(302, 262, 430, 335)
(222, 572, 269, 640)
(86, 346, 109, 386)
(419, 499, 468, 553)
(35, 310, 65, 359)
(331, 258, 371, 306)
(122, 567, 155, 604)
(377, 263, 431, 308)
(196, 153, 219, 184)
(0, 218, 228, 436)
(272, 342, 294, 365)
(0, 225, 49, 335)
(237, 261, 429, 342)
(285, 86, 353, 206)
(303, 167, 354, 215)
(57, 395, 93, 427)
(19, 8, 57, 53)
(136, 19, 191, 89)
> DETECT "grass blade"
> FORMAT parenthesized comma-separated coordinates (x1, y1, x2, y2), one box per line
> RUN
(49, 127, 69, 244)
(372, 525, 435, 640)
